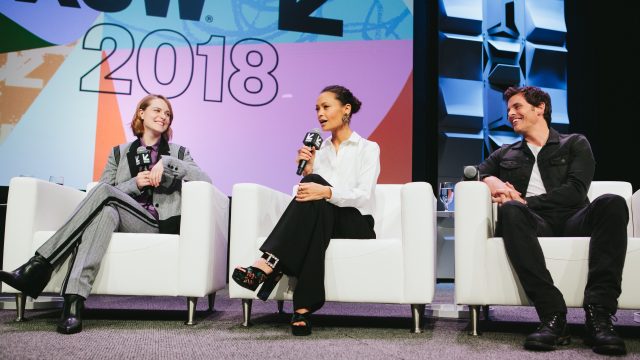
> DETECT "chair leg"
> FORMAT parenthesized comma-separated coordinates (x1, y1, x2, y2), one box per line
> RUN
(482, 305, 491, 321)
(410, 304, 425, 333)
(208, 293, 216, 312)
(241, 299, 252, 327)
(277, 300, 284, 314)
(15, 294, 26, 322)
(468, 305, 481, 336)
(184, 297, 197, 326)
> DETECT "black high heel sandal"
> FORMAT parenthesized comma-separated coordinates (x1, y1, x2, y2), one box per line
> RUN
(232, 253, 283, 298)
(291, 312, 312, 336)
(257, 271, 283, 301)
(231, 266, 268, 291)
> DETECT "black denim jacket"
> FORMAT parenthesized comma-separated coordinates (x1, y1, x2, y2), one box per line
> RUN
(477, 128, 595, 218)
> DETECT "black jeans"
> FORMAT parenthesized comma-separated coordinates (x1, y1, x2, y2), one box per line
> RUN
(260, 174, 376, 313)
(496, 194, 628, 319)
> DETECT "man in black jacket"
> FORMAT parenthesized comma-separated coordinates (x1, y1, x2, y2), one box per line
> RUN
(477, 86, 628, 355)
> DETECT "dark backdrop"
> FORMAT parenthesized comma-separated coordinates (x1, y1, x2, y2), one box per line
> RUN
(413, 1, 640, 191)
(565, 1, 640, 191)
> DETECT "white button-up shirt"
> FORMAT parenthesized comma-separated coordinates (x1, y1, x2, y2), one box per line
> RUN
(313, 131, 380, 216)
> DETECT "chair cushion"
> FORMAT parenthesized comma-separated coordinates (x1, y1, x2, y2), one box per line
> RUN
(483, 236, 640, 308)
(33, 231, 181, 296)
(255, 236, 407, 303)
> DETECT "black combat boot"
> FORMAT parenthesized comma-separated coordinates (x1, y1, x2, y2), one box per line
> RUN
(584, 304, 627, 355)
(524, 313, 570, 351)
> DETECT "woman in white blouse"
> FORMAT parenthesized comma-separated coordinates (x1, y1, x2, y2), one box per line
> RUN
(232, 85, 380, 336)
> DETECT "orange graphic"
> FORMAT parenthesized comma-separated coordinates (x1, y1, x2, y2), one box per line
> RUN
(369, 71, 413, 184)
(0, 45, 74, 144)
(93, 51, 126, 180)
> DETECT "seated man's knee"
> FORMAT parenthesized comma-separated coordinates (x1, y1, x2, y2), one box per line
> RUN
(498, 200, 528, 220)
(592, 194, 628, 215)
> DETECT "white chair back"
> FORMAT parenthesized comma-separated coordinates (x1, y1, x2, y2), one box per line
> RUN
(373, 185, 402, 239)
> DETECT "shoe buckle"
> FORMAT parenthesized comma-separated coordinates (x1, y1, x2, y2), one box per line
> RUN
(261, 253, 279, 269)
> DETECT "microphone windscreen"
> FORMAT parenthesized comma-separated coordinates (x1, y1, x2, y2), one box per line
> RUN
(136, 146, 152, 168)
(463, 165, 479, 181)
(303, 128, 323, 149)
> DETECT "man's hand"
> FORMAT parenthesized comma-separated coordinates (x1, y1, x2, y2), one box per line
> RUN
(484, 176, 526, 205)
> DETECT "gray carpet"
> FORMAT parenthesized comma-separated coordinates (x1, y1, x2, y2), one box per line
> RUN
(0, 283, 638, 359)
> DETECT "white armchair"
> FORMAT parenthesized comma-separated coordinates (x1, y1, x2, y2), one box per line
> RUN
(228, 182, 436, 333)
(455, 180, 640, 335)
(1, 177, 229, 325)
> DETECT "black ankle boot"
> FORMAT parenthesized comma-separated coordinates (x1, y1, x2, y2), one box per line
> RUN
(584, 304, 627, 355)
(57, 294, 85, 335)
(0, 254, 53, 298)
(524, 313, 570, 351)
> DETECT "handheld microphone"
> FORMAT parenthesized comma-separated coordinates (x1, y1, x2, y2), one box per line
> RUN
(136, 146, 153, 197)
(462, 165, 480, 181)
(296, 128, 323, 175)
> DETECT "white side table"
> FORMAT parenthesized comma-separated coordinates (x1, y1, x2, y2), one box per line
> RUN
(426, 210, 494, 319)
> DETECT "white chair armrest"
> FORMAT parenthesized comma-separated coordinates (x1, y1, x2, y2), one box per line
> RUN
(401, 182, 436, 301)
(454, 181, 493, 304)
(178, 181, 229, 295)
(3, 177, 85, 270)
(633, 188, 640, 237)
(229, 183, 291, 295)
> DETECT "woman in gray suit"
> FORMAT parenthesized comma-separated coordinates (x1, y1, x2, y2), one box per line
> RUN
(0, 94, 211, 334)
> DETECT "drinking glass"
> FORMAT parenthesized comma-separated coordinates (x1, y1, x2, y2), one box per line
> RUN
(49, 176, 64, 185)
(439, 181, 455, 211)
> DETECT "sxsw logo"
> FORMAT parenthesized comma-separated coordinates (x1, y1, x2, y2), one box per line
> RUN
(305, 133, 322, 149)
(304, 133, 315, 144)
(135, 153, 151, 167)
(15, 0, 205, 21)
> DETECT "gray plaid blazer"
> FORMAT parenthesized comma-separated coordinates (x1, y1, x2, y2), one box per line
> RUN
(99, 138, 211, 233)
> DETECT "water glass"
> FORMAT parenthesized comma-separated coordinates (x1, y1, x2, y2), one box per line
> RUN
(439, 181, 455, 211)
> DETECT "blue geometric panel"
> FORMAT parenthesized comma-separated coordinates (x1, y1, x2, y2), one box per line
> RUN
(488, 130, 520, 147)
(439, 32, 483, 80)
(439, 77, 484, 131)
(439, 131, 485, 180)
(486, 38, 522, 61)
(484, 0, 523, 38)
(437, 0, 567, 182)
(439, 0, 483, 35)
(525, 42, 567, 89)
(484, 37, 523, 85)
(485, 86, 510, 128)
(540, 87, 569, 131)
(524, 0, 566, 45)
(488, 64, 521, 85)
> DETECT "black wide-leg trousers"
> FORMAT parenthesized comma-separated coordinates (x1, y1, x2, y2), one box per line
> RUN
(260, 174, 376, 313)
(496, 194, 628, 319)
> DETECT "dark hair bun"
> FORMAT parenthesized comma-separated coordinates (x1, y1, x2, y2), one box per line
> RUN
(321, 85, 362, 114)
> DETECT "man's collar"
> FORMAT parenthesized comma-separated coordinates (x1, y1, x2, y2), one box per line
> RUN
(513, 127, 560, 149)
